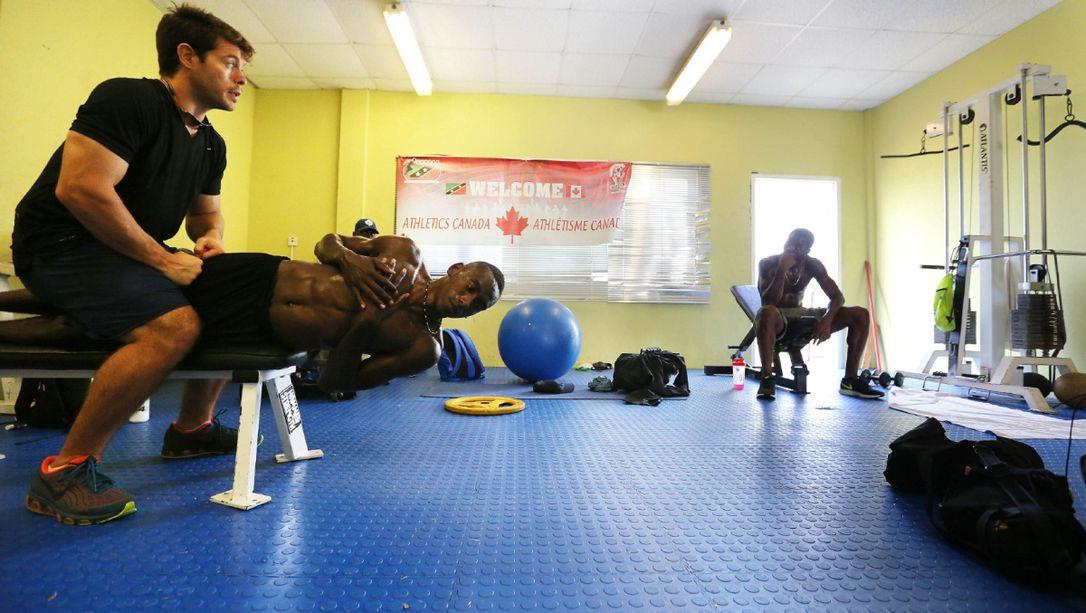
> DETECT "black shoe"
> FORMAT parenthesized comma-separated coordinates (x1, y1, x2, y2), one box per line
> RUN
(840, 377, 885, 400)
(162, 417, 251, 459)
(756, 377, 776, 400)
(26, 455, 137, 525)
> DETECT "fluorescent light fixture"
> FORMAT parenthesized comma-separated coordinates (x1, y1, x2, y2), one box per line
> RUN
(383, 2, 432, 96)
(666, 19, 732, 106)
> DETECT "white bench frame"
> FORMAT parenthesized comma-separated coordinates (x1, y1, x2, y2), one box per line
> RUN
(0, 364, 323, 510)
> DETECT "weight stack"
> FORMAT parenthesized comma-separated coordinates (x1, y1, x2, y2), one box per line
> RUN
(934, 310, 976, 344)
(1011, 288, 1066, 351)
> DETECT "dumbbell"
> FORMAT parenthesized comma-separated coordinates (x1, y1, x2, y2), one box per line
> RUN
(861, 369, 907, 388)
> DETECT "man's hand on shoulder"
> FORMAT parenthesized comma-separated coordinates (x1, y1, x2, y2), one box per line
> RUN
(158, 250, 203, 286)
(194, 236, 226, 260)
(338, 250, 399, 309)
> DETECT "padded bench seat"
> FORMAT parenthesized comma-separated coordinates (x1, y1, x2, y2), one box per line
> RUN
(0, 341, 321, 511)
(0, 342, 308, 381)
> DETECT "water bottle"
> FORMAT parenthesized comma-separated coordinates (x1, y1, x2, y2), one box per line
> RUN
(732, 355, 745, 390)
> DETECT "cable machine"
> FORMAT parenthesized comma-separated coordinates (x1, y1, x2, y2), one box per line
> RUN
(902, 64, 1084, 413)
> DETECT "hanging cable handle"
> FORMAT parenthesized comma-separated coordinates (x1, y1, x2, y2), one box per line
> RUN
(880, 129, 971, 159)
(1017, 92, 1086, 145)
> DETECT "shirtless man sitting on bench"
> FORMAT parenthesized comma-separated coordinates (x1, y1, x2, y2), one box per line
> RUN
(2, 233, 503, 523)
(754, 228, 882, 401)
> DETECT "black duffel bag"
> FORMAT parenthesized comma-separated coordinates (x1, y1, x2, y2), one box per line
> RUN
(612, 348, 689, 405)
(886, 418, 1086, 588)
(13, 378, 89, 429)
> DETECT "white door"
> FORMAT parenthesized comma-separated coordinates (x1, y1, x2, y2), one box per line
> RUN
(751, 175, 842, 373)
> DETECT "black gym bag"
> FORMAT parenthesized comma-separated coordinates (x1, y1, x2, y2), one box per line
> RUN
(612, 348, 690, 405)
(886, 418, 1086, 589)
(13, 378, 89, 429)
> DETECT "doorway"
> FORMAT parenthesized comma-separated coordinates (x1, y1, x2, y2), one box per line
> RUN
(750, 174, 842, 373)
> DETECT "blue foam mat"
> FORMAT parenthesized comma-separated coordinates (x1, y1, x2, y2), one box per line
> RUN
(1, 368, 1084, 610)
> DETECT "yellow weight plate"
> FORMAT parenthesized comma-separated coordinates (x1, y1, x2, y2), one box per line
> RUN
(444, 396, 526, 415)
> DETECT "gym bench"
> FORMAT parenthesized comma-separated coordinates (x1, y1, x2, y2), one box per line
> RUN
(704, 285, 818, 395)
(0, 342, 323, 510)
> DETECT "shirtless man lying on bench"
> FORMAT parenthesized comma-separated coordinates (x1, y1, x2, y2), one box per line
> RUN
(3, 233, 503, 523)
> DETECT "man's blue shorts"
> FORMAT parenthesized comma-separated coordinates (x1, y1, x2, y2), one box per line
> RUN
(19, 241, 190, 340)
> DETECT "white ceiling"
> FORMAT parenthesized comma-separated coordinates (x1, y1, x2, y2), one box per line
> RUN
(148, 0, 1061, 110)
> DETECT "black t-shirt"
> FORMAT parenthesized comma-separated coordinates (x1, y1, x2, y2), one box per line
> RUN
(11, 77, 227, 273)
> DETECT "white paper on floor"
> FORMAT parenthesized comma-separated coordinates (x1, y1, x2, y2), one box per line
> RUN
(888, 387, 1086, 439)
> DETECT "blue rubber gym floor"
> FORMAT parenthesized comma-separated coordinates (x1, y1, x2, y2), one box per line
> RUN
(2, 368, 1084, 611)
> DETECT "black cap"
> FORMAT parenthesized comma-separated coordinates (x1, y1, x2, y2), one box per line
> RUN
(353, 218, 378, 236)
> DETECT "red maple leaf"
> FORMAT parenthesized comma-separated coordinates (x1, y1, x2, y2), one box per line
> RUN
(496, 207, 529, 244)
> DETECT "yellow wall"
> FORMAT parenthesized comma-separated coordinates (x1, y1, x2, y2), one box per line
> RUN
(868, 0, 1086, 369)
(250, 89, 869, 367)
(247, 90, 341, 256)
(0, 0, 255, 258)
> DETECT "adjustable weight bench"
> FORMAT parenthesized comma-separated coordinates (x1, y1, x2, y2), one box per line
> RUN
(704, 285, 818, 395)
(0, 342, 323, 510)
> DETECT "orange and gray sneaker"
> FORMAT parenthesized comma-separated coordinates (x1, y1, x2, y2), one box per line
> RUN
(26, 455, 136, 525)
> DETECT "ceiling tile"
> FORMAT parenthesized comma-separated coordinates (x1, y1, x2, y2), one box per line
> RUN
(652, 0, 745, 20)
(901, 33, 994, 72)
(434, 81, 498, 94)
(839, 98, 881, 110)
(559, 53, 630, 86)
(427, 48, 496, 82)
(730, 93, 792, 107)
(566, 11, 650, 55)
(572, 0, 655, 10)
(881, 0, 992, 33)
(496, 51, 563, 83)
(717, 21, 803, 64)
(283, 44, 368, 78)
(614, 87, 664, 101)
(789, 96, 846, 109)
(837, 30, 946, 70)
(243, 43, 306, 78)
(959, 0, 1060, 36)
(557, 85, 619, 98)
(244, 0, 348, 44)
(634, 12, 707, 57)
(811, 0, 892, 29)
(798, 67, 889, 98)
(250, 76, 318, 89)
(619, 55, 678, 89)
(694, 62, 762, 93)
(493, 0, 572, 7)
(325, 0, 392, 45)
(411, 3, 493, 49)
(312, 77, 375, 90)
(858, 70, 931, 99)
(741, 65, 825, 96)
(684, 91, 734, 104)
(352, 45, 409, 80)
(374, 78, 414, 92)
(732, 0, 832, 26)
(492, 8, 570, 52)
(497, 83, 559, 95)
(166, 0, 275, 43)
(772, 27, 873, 67)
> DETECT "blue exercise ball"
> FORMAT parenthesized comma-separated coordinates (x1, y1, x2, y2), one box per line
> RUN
(498, 298, 582, 382)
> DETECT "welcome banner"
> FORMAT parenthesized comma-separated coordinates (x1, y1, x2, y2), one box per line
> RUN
(395, 156, 632, 246)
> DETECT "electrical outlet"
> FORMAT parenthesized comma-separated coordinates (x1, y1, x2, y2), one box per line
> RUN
(287, 236, 298, 247)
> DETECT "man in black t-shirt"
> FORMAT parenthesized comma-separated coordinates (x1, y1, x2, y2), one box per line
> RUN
(13, 6, 254, 525)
